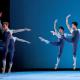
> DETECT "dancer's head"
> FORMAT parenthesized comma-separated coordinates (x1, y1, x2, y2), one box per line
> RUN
(2, 22, 9, 31)
(59, 26, 64, 34)
(72, 22, 78, 30)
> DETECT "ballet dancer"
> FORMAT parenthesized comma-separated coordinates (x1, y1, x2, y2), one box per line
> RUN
(38, 19, 71, 70)
(2, 22, 31, 73)
(64, 14, 80, 70)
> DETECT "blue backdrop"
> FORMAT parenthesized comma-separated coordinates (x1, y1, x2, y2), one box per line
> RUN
(10, 0, 80, 69)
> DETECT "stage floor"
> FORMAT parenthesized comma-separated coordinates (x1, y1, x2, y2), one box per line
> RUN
(0, 71, 80, 80)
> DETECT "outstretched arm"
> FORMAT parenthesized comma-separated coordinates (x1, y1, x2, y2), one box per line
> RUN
(66, 14, 72, 33)
(13, 28, 31, 33)
(64, 33, 72, 37)
(16, 37, 31, 44)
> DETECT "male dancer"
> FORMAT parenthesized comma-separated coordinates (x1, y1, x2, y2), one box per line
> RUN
(38, 19, 71, 70)
(65, 14, 79, 70)
(2, 22, 31, 73)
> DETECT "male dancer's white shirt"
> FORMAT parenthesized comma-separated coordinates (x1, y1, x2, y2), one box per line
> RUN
(7, 29, 17, 42)
(51, 31, 72, 38)
(7, 29, 14, 35)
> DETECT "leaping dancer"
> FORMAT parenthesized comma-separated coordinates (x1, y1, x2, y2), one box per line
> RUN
(38, 19, 71, 70)
(2, 22, 31, 73)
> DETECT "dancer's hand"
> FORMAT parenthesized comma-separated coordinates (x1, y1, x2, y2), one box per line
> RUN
(66, 14, 71, 19)
(54, 19, 58, 25)
(25, 28, 31, 31)
(50, 31, 55, 35)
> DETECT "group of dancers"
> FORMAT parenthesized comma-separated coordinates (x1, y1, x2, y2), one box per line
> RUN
(39, 14, 80, 70)
(0, 11, 31, 73)
(0, 10, 80, 73)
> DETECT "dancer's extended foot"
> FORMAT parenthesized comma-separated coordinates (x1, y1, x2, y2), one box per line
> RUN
(8, 63, 13, 73)
(38, 36, 50, 44)
(54, 64, 58, 70)
(2, 60, 6, 74)
(73, 63, 76, 70)
(2, 67, 6, 74)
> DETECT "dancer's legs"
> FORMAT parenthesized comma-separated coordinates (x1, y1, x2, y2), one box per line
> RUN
(73, 43, 77, 70)
(2, 47, 8, 73)
(54, 45, 63, 70)
(8, 39, 15, 73)
(8, 50, 14, 73)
